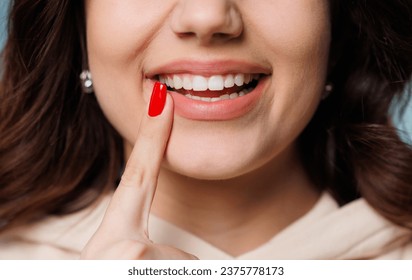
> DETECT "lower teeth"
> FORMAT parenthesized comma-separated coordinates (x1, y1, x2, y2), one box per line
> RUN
(184, 87, 254, 102)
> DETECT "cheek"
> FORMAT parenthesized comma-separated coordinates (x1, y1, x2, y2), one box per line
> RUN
(251, 1, 331, 138)
(84, 0, 171, 142)
(247, 0, 331, 76)
(235, 1, 331, 168)
(85, 0, 169, 62)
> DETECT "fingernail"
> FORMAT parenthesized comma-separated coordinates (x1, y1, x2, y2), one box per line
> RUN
(148, 82, 167, 117)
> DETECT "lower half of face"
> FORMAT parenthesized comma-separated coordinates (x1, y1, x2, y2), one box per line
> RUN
(86, 0, 331, 180)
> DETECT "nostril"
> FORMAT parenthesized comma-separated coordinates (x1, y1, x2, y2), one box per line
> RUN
(176, 31, 229, 41)
(177, 31, 197, 39)
(214, 32, 231, 39)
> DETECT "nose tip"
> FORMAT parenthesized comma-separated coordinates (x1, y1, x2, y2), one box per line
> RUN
(171, 0, 243, 45)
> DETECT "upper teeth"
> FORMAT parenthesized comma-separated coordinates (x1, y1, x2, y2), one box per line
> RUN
(159, 74, 259, 91)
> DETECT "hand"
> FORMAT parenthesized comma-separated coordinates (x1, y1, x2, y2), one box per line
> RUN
(81, 83, 197, 260)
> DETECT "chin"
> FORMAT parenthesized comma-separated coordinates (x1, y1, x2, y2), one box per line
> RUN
(162, 143, 263, 180)
(163, 159, 247, 180)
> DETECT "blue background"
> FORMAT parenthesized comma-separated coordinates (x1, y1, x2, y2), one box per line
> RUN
(0, 1, 410, 141)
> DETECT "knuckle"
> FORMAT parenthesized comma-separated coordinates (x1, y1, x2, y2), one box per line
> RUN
(120, 239, 151, 259)
(114, 239, 148, 259)
(80, 243, 100, 260)
(133, 243, 150, 259)
(81, 239, 150, 260)
(79, 249, 91, 260)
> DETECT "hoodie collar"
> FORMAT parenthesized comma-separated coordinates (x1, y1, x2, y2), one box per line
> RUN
(5, 192, 411, 259)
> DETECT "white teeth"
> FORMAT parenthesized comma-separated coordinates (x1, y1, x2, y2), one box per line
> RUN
(234, 74, 245, 86)
(173, 75, 183, 90)
(239, 87, 253, 96)
(200, 97, 211, 102)
(224, 74, 235, 88)
(192, 75, 208, 91)
(159, 74, 258, 102)
(183, 76, 193, 90)
(167, 77, 174, 88)
(208, 75, 224, 91)
(159, 73, 259, 91)
(183, 88, 253, 102)
(229, 93, 239, 99)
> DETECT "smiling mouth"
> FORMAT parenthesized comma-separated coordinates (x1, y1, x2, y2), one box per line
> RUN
(156, 73, 262, 102)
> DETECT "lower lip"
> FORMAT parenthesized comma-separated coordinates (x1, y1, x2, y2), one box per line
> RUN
(168, 77, 268, 121)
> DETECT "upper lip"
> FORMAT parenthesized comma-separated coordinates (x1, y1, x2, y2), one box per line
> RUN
(145, 59, 272, 78)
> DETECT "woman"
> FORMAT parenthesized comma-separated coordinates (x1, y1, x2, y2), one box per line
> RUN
(0, 0, 411, 259)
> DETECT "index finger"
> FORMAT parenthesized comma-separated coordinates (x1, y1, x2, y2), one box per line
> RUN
(100, 83, 173, 239)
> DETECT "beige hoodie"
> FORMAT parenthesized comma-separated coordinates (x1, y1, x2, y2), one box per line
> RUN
(0, 192, 411, 259)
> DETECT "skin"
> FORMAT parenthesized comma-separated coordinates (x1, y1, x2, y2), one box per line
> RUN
(82, 0, 331, 258)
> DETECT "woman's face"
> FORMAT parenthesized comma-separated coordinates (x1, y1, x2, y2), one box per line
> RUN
(86, 0, 331, 180)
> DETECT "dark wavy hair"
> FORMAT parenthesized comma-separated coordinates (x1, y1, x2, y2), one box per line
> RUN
(0, 0, 411, 232)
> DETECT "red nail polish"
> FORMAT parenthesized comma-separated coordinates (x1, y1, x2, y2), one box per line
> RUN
(148, 82, 167, 117)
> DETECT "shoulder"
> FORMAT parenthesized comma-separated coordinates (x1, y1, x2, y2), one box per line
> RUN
(0, 195, 111, 260)
(332, 197, 412, 260)
(291, 193, 412, 260)
(0, 238, 79, 259)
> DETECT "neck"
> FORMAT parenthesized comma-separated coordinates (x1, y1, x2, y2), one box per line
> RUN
(150, 144, 321, 257)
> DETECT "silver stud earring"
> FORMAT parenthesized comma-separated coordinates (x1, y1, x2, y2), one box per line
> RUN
(80, 70, 94, 94)
(322, 83, 333, 100)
